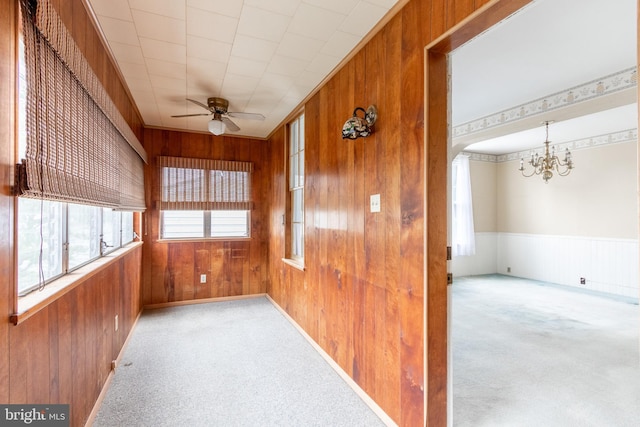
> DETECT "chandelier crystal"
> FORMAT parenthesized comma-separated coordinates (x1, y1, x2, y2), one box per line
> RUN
(519, 120, 573, 183)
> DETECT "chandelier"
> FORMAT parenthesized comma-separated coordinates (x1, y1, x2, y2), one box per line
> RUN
(519, 120, 573, 183)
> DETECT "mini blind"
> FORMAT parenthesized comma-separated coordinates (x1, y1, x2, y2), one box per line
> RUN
(158, 156, 253, 211)
(18, 0, 146, 211)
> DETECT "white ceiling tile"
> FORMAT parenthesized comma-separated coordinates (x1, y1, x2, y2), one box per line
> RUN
(339, 2, 387, 37)
(125, 76, 154, 92)
(303, 0, 359, 14)
(232, 35, 278, 62)
(129, 0, 186, 20)
(306, 53, 340, 75)
(109, 42, 145, 64)
(221, 74, 260, 98)
(187, 36, 232, 63)
(131, 10, 186, 45)
(321, 30, 361, 58)
(365, 0, 400, 8)
(257, 72, 296, 93)
(118, 61, 149, 79)
(186, 88, 223, 106)
(277, 33, 325, 61)
(187, 58, 227, 89)
(267, 55, 308, 77)
(145, 58, 186, 80)
(129, 89, 157, 105)
(294, 70, 325, 89)
(227, 56, 268, 79)
(154, 86, 188, 105)
(97, 17, 139, 46)
(237, 6, 291, 43)
(149, 74, 186, 93)
(187, 8, 238, 44)
(187, 0, 243, 17)
(92, 0, 133, 21)
(288, 4, 346, 42)
(140, 38, 186, 64)
(243, 0, 301, 17)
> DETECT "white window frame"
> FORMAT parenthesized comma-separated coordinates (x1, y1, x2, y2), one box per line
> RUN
(159, 209, 251, 240)
(287, 113, 305, 263)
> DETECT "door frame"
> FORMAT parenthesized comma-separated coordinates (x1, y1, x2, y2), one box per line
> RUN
(423, 1, 534, 425)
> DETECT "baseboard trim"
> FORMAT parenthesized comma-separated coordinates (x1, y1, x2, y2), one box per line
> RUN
(85, 309, 143, 427)
(143, 293, 268, 310)
(265, 295, 398, 427)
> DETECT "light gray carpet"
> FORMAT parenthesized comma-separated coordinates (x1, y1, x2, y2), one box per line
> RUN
(93, 297, 386, 427)
(453, 274, 640, 427)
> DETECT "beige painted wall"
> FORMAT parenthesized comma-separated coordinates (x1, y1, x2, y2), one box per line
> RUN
(469, 159, 498, 232)
(495, 141, 638, 239)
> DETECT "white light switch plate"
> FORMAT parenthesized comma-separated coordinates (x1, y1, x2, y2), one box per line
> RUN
(370, 194, 381, 213)
(200, 274, 207, 283)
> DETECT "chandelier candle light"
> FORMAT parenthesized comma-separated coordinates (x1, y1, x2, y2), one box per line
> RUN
(519, 120, 574, 183)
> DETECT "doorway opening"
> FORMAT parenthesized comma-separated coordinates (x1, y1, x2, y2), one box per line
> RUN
(426, 0, 639, 425)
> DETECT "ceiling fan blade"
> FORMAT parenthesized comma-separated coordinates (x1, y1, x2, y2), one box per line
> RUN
(186, 98, 211, 111)
(227, 111, 265, 121)
(221, 116, 241, 132)
(171, 113, 210, 118)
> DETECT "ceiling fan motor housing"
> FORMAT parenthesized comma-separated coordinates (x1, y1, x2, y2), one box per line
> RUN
(207, 97, 229, 114)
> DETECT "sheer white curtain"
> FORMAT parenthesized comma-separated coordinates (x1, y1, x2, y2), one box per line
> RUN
(452, 154, 475, 256)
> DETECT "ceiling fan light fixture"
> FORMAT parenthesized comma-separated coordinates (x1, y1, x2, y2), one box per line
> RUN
(208, 118, 226, 136)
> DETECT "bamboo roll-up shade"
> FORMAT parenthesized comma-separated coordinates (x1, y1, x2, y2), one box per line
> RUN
(158, 156, 253, 211)
(18, 0, 146, 211)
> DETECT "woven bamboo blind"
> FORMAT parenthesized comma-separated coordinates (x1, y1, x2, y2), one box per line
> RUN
(18, 0, 146, 211)
(158, 156, 253, 211)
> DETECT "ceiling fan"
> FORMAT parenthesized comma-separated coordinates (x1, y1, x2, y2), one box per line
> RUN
(171, 97, 265, 135)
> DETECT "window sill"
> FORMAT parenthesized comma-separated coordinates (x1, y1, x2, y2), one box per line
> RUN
(11, 241, 144, 326)
(156, 237, 251, 243)
(282, 258, 305, 271)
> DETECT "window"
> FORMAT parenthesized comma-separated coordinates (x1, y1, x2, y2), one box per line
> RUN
(17, 201, 136, 296)
(161, 210, 250, 239)
(158, 156, 253, 240)
(287, 114, 305, 261)
(16, 3, 142, 297)
(451, 154, 476, 256)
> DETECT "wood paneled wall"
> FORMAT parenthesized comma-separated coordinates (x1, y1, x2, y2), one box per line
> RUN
(8, 248, 142, 426)
(1, 0, 144, 426)
(141, 129, 271, 306)
(267, 0, 500, 425)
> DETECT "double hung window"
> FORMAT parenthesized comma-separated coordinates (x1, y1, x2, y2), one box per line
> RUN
(288, 114, 305, 261)
(158, 156, 253, 239)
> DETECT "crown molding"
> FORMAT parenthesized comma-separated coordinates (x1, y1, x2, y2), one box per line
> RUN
(465, 128, 638, 163)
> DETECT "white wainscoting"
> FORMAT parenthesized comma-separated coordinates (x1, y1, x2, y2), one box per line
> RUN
(453, 232, 639, 299)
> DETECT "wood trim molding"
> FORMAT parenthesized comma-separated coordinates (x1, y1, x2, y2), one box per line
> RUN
(143, 293, 268, 310)
(423, 1, 535, 425)
(11, 242, 143, 325)
(266, 295, 398, 427)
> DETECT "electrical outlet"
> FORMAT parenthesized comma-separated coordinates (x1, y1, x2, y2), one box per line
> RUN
(507, 267, 511, 273)
(114, 315, 118, 332)
(200, 274, 207, 284)
(580, 277, 586, 285)
(370, 194, 381, 213)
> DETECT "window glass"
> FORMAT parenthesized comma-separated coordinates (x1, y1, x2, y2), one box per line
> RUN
(211, 210, 249, 237)
(17, 198, 63, 295)
(122, 211, 134, 244)
(288, 114, 305, 261)
(161, 210, 249, 239)
(101, 208, 121, 254)
(68, 203, 101, 270)
(291, 188, 304, 258)
(161, 210, 205, 239)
